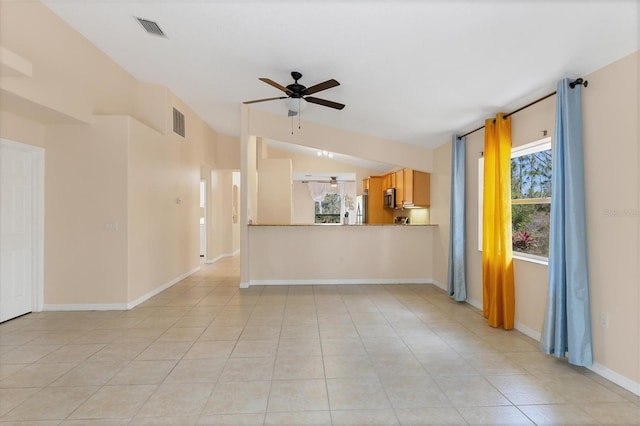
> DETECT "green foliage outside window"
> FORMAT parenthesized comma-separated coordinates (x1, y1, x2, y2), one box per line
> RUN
(315, 193, 342, 223)
(511, 148, 552, 257)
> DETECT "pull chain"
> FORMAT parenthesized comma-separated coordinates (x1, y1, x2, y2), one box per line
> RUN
(298, 98, 301, 130)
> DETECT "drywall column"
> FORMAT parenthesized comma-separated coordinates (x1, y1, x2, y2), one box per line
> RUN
(257, 158, 293, 224)
(239, 104, 251, 287)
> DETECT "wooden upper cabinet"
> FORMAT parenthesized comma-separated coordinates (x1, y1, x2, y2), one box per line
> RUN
(363, 178, 370, 192)
(395, 169, 404, 208)
(412, 170, 430, 207)
(403, 169, 414, 206)
(396, 168, 430, 208)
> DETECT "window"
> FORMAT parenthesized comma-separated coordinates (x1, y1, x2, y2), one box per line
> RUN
(511, 138, 552, 258)
(479, 137, 552, 262)
(315, 193, 342, 223)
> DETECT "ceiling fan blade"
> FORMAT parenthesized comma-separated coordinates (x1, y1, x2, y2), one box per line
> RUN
(303, 79, 340, 95)
(305, 96, 345, 110)
(259, 78, 293, 95)
(243, 96, 287, 105)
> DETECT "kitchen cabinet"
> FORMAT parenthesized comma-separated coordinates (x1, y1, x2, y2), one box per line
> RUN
(385, 173, 396, 188)
(395, 169, 404, 208)
(396, 169, 430, 208)
(363, 176, 393, 224)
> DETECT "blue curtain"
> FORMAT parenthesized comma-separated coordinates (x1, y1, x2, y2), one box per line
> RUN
(540, 78, 593, 366)
(447, 135, 466, 302)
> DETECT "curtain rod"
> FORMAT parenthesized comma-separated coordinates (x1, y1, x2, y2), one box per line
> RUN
(457, 78, 588, 139)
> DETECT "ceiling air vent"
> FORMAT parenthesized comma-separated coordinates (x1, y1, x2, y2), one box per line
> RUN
(135, 17, 166, 37)
(173, 107, 185, 137)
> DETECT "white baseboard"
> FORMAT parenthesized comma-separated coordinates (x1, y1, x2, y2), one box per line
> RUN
(205, 255, 223, 264)
(466, 297, 482, 311)
(589, 362, 640, 396)
(205, 250, 239, 264)
(127, 266, 200, 309)
(514, 321, 541, 341)
(430, 279, 447, 292)
(43, 266, 200, 312)
(247, 278, 434, 286)
(43, 303, 128, 311)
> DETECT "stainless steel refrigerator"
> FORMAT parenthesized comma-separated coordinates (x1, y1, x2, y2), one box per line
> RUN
(356, 193, 368, 224)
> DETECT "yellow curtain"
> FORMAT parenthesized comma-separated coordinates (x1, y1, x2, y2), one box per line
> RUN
(482, 113, 515, 329)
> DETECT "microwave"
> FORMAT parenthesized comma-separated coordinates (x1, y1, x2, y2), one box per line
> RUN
(383, 188, 395, 209)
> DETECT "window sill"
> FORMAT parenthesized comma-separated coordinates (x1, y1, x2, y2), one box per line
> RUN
(476, 249, 549, 266)
(513, 253, 548, 266)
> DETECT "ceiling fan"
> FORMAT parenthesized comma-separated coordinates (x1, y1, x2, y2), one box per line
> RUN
(243, 71, 345, 116)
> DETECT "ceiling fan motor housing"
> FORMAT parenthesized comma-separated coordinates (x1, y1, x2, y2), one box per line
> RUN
(286, 83, 306, 97)
(287, 72, 305, 97)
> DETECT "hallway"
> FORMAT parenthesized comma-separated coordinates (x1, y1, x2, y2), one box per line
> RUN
(0, 256, 638, 425)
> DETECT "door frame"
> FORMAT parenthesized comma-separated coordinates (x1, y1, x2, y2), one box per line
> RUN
(200, 178, 207, 260)
(1, 138, 44, 314)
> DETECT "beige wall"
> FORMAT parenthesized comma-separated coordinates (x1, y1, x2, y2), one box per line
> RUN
(0, 1, 136, 124)
(292, 181, 315, 224)
(438, 52, 639, 388)
(44, 117, 129, 305)
(217, 133, 241, 170)
(248, 225, 435, 283)
(266, 146, 390, 195)
(582, 52, 639, 385)
(0, 111, 45, 147)
(1, 0, 227, 307)
(257, 158, 293, 224)
(247, 108, 434, 173)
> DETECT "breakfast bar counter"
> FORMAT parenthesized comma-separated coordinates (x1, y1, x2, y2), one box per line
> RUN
(245, 223, 439, 287)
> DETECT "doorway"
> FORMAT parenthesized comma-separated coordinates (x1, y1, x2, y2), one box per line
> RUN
(0, 139, 44, 322)
(199, 179, 206, 259)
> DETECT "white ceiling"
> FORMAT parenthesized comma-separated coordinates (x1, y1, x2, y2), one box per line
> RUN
(42, 1, 638, 149)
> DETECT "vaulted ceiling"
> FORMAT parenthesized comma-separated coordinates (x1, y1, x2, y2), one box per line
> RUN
(42, 0, 638, 149)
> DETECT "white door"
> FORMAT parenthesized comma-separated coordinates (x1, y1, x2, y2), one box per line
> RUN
(0, 140, 43, 322)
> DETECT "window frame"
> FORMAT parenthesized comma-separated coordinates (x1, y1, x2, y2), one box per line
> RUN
(478, 136, 552, 265)
(314, 192, 343, 224)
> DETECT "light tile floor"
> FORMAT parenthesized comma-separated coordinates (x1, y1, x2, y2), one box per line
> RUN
(1, 256, 638, 425)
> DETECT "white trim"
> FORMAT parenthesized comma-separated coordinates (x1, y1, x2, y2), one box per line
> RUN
(205, 255, 223, 264)
(0, 139, 45, 314)
(514, 321, 542, 341)
(42, 266, 200, 311)
(126, 266, 200, 309)
(430, 279, 447, 292)
(513, 253, 549, 266)
(466, 297, 482, 311)
(247, 278, 435, 287)
(43, 303, 128, 311)
(205, 250, 240, 264)
(589, 362, 640, 396)
(511, 137, 551, 158)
